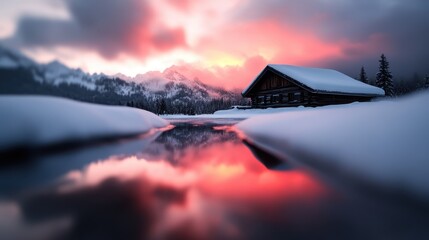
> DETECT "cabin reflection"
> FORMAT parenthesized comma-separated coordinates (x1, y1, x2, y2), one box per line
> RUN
(242, 140, 293, 171)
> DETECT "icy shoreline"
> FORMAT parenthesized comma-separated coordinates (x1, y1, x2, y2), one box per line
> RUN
(162, 104, 347, 119)
(0, 96, 168, 152)
(237, 91, 429, 200)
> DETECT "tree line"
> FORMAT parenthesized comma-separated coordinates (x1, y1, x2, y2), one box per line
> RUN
(359, 54, 429, 97)
(125, 96, 249, 115)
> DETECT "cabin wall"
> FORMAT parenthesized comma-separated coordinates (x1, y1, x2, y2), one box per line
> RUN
(247, 69, 375, 108)
(252, 71, 294, 92)
(249, 71, 310, 107)
(307, 94, 373, 106)
(251, 91, 373, 108)
(250, 90, 310, 107)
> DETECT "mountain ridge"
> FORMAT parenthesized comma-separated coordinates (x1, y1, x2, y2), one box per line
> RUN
(0, 45, 247, 114)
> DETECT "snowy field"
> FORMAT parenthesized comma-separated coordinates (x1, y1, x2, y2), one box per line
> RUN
(163, 102, 374, 119)
(0, 96, 168, 152)
(163, 105, 333, 119)
(237, 91, 429, 200)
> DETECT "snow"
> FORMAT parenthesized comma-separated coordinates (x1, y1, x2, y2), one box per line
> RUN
(0, 45, 36, 68)
(212, 106, 312, 118)
(163, 104, 354, 119)
(243, 64, 385, 96)
(42, 61, 97, 91)
(0, 96, 169, 152)
(113, 67, 226, 99)
(237, 91, 429, 200)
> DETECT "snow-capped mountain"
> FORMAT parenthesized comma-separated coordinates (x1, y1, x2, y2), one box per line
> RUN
(114, 67, 236, 100)
(41, 60, 99, 91)
(0, 45, 246, 114)
(0, 45, 35, 68)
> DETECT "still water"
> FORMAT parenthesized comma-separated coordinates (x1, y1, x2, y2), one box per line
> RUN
(0, 119, 428, 240)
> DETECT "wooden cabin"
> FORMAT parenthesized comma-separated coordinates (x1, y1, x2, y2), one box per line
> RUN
(242, 64, 385, 107)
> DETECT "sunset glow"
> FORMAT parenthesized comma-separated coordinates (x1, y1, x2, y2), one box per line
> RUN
(56, 140, 329, 239)
(1, 2, 428, 238)
(1, 0, 428, 89)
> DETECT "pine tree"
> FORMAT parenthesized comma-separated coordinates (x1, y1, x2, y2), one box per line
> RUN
(359, 66, 368, 84)
(157, 98, 167, 115)
(376, 54, 394, 96)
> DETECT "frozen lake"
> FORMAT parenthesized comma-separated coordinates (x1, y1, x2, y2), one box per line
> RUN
(0, 118, 428, 240)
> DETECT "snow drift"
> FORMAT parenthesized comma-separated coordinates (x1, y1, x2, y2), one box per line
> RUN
(237, 91, 429, 200)
(0, 96, 168, 152)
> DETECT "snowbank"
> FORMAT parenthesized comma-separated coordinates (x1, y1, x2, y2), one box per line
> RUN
(237, 91, 429, 199)
(0, 96, 168, 151)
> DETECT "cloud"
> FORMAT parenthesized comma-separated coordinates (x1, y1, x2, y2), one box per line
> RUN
(167, 0, 193, 12)
(7, 0, 187, 59)
(3, 0, 428, 82)
(235, 0, 429, 77)
(152, 27, 187, 51)
(163, 55, 268, 90)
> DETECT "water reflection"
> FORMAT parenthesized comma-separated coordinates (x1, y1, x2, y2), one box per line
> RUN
(0, 131, 162, 196)
(18, 148, 327, 239)
(141, 121, 241, 165)
(1, 119, 428, 240)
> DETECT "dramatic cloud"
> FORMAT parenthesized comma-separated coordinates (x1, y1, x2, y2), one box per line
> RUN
(8, 0, 187, 59)
(236, 0, 429, 76)
(2, 0, 428, 87)
(167, 0, 193, 12)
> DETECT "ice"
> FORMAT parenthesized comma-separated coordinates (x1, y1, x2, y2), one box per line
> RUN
(237, 91, 429, 199)
(0, 96, 168, 151)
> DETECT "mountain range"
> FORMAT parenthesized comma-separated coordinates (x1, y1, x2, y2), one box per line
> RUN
(0, 46, 247, 114)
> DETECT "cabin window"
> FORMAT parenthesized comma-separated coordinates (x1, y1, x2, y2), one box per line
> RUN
(294, 92, 302, 102)
(287, 92, 301, 103)
(251, 97, 257, 105)
(288, 93, 294, 102)
(257, 96, 265, 104)
(272, 94, 280, 103)
(265, 95, 271, 104)
(282, 94, 289, 103)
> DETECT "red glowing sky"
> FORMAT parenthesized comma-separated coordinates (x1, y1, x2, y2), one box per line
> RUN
(1, 0, 428, 89)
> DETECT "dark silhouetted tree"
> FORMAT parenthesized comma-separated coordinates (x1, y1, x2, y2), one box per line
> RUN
(157, 98, 167, 115)
(359, 66, 368, 84)
(425, 75, 429, 89)
(376, 54, 394, 96)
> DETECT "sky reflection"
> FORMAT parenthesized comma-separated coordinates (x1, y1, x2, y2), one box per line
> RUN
(5, 121, 427, 240)
(0, 122, 333, 240)
(50, 140, 329, 240)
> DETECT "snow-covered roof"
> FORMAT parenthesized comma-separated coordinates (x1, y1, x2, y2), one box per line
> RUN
(242, 64, 385, 96)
